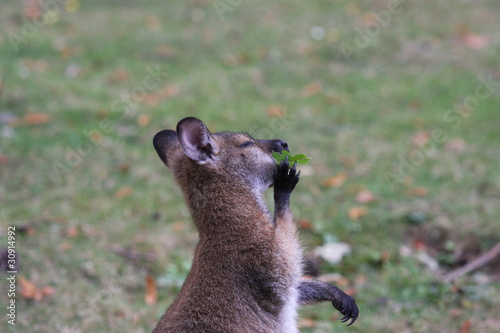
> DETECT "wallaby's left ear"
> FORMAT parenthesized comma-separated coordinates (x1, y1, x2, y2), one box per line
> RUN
(176, 117, 219, 164)
(153, 129, 178, 166)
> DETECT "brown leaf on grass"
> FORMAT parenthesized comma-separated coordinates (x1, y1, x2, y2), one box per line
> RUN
(267, 104, 286, 118)
(355, 274, 367, 285)
(356, 189, 375, 204)
(321, 172, 347, 188)
(298, 318, 316, 328)
(118, 163, 130, 173)
(143, 84, 181, 106)
(412, 131, 430, 146)
(448, 308, 464, 318)
(460, 319, 472, 333)
(23, 113, 50, 125)
(145, 275, 158, 305)
(146, 15, 162, 31)
(24, 0, 42, 20)
(407, 186, 428, 197)
(19, 278, 36, 299)
(359, 12, 378, 26)
(324, 93, 348, 104)
(115, 186, 133, 199)
(65, 226, 79, 238)
(107, 69, 130, 83)
(445, 138, 467, 152)
(413, 240, 427, 251)
(343, 287, 357, 296)
(223, 54, 250, 66)
(171, 221, 186, 232)
(348, 206, 368, 220)
(155, 45, 177, 59)
(137, 114, 151, 127)
(19, 277, 54, 301)
(297, 219, 314, 230)
(0, 155, 8, 164)
(59, 242, 72, 251)
(23, 59, 49, 73)
(457, 24, 490, 50)
(461, 33, 490, 50)
(300, 81, 322, 98)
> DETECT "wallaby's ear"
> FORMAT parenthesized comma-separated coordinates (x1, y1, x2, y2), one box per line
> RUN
(177, 117, 219, 164)
(153, 129, 178, 166)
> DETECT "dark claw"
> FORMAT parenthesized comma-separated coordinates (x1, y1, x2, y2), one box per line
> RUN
(332, 295, 358, 327)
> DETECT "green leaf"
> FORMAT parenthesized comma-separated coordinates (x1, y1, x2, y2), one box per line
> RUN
(272, 151, 311, 165)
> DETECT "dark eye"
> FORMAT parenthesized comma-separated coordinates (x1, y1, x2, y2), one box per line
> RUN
(239, 141, 254, 148)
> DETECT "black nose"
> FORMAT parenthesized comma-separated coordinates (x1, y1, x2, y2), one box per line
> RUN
(271, 140, 288, 153)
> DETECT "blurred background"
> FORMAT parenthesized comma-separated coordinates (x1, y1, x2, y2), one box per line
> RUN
(1, 0, 499, 332)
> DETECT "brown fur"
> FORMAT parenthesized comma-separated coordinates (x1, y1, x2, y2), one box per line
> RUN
(152, 117, 358, 333)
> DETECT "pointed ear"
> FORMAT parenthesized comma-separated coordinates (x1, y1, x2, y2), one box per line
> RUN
(153, 129, 178, 166)
(176, 117, 219, 164)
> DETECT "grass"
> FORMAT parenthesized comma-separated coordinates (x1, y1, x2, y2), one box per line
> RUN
(1, 0, 499, 332)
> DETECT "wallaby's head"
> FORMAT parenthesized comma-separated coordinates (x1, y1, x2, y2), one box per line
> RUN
(153, 117, 289, 193)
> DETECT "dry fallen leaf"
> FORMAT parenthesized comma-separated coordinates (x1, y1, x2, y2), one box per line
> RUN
(143, 84, 181, 106)
(65, 226, 79, 238)
(115, 186, 133, 199)
(0, 155, 8, 164)
(23, 59, 49, 73)
(359, 12, 378, 26)
(297, 219, 314, 230)
(107, 69, 130, 83)
(145, 275, 158, 305)
(118, 163, 130, 173)
(171, 221, 186, 232)
(457, 24, 490, 50)
(23, 113, 50, 125)
(343, 287, 357, 296)
(460, 319, 472, 333)
(146, 14, 162, 31)
(19, 277, 37, 299)
(461, 33, 490, 50)
(355, 274, 367, 285)
(356, 189, 375, 204)
(445, 138, 466, 152)
(59, 242, 72, 251)
(407, 187, 428, 197)
(267, 104, 286, 118)
(300, 81, 322, 98)
(412, 131, 430, 146)
(348, 206, 368, 220)
(321, 172, 347, 188)
(137, 114, 151, 127)
(19, 277, 54, 301)
(24, 0, 41, 19)
(298, 318, 316, 328)
(155, 45, 177, 59)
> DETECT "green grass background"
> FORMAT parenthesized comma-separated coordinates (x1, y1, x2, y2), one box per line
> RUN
(1, 0, 499, 332)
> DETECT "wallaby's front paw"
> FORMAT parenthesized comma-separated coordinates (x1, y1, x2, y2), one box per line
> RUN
(333, 293, 359, 326)
(274, 156, 300, 193)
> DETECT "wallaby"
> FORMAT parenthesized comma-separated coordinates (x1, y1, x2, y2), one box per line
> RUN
(152, 117, 358, 333)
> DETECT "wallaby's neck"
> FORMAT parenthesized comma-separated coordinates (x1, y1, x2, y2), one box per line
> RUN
(183, 173, 271, 238)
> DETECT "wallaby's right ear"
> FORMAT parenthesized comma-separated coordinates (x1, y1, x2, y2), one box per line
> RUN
(177, 117, 219, 164)
(153, 129, 178, 166)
